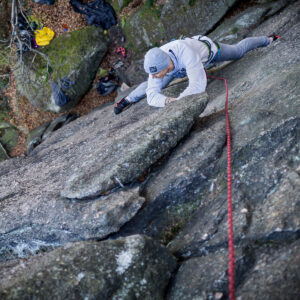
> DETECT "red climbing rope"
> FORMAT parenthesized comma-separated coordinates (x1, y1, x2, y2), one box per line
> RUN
(207, 74, 235, 300)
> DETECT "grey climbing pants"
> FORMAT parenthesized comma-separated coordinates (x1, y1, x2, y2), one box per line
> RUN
(214, 36, 270, 62)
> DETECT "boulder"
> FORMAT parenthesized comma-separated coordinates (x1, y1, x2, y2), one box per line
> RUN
(123, 0, 239, 54)
(168, 240, 300, 299)
(0, 185, 144, 261)
(0, 122, 18, 156)
(14, 26, 107, 112)
(0, 143, 9, 161)
(0, 235, 177, 300)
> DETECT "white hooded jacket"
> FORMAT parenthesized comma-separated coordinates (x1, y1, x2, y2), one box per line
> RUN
(145, 35, 218, 107)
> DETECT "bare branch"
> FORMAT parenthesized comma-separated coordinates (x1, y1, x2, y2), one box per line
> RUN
(8, 0, 53, 82)
(17, 0, 36, 32)
(9, 0, 17, 48)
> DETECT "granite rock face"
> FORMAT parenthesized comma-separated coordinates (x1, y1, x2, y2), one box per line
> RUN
(123, 0, 289, 85)
(0, 185, 145, 261)
(61, 93, 208, 199)
(0, 91, 208, 261)
(209, 0, 291, 44)
(165, 2, 300, 298)
(0, 1, 300, 299)
(123, 0, 239, 54)
(0, 235, 177, 300)
(160, 0, 240, 41)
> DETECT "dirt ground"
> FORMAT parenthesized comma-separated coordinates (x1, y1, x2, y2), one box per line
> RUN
(4, 0, 137, 157)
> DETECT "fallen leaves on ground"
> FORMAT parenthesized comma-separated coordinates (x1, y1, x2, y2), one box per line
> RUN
(4, 0, 131, 157)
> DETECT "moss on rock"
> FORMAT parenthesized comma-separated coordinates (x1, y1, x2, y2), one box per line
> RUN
(123, 4, 165, 54)
(0, 122, 18, 154)
(14, 26, 107, 112)
(109, 0, 133, 13)
(122, 0, 241, 54)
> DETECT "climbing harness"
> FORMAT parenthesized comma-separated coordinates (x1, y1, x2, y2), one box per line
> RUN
(197, 37, 215, 62)
(211, 42, 221, 64)
(181, 35, 219, 65)
(207, 73, 236, 300)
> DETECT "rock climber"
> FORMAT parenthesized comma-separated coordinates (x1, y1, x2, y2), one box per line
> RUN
(114, 34, 280, 114)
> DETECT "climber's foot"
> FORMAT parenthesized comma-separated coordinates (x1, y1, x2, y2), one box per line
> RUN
(269, 34, 280, 43)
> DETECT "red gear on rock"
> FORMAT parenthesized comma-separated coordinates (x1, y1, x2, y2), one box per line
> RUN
(116, 46, 126, 58)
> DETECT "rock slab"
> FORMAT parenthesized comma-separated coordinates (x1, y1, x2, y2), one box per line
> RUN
(0, 235, 177, 300)
(61, 93, 208, 199)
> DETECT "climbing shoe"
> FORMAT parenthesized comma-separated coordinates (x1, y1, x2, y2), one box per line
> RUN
(114, 97, 131, 114)
(269, 34, 280, 42)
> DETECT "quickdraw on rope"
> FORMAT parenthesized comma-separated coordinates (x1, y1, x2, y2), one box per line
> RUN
(207, 74, 236, 300)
